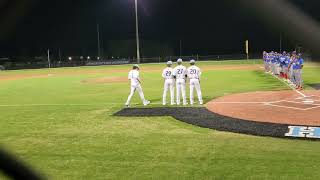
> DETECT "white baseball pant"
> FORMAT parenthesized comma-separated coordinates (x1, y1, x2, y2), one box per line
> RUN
(125, 84, 147, 105)
(176, 79, 187, 105)
(189, 79, 203, 105)
(163, 79, 175, 105)
(293, 69, 303, 87)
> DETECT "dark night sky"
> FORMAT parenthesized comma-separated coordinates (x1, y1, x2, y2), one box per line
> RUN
(0, 0, 319, 57)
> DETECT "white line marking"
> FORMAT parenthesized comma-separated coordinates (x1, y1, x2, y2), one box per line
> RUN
(283, 100, 315, 105)
(302, 99, 315, 104)
(0, 103, 123, 107)
(303, 106, 320, 111)
(209, 100, 284, 104)
(284, 100, 320, 106)
(0, 102, 170, 107)
(209, 101, 266, 104)
(270, 73, 307, 98)
(266, 103, 307, 111)
(211, 99, 320, 111)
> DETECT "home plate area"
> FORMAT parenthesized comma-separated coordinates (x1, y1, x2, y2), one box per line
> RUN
(207, 90, 320, 126)
(207, 90, 320, 139)
(115, 90, 320, 140)
(266, 97, 320, 111)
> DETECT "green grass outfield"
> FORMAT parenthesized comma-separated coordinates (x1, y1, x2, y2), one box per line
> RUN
(0, 60, 320, 179)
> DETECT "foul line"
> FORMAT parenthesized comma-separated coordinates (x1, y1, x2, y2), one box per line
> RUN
(284, 100, 320, 106)
(0, 102, 168, 107)
(0, 103, 123, 107)
(209, 100, 283, 104)
(265, 103, 320, 111)
(263, 68, 307, 98)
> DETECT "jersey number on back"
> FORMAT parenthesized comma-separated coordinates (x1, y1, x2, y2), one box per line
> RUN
(189, 69, 197, 74)
(177, 69, 183, 74)
(165, 71, 171, 76)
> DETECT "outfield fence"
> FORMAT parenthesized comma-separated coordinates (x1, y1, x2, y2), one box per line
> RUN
(0, 53, 313, 70)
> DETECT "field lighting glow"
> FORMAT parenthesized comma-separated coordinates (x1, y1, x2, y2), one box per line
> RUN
(240, 0, 320, 55)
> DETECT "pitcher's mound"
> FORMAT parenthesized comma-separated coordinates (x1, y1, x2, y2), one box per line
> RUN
(207, 90, 320, 126)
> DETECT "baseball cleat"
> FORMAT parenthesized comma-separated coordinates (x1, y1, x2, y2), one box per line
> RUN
(143, 100, 151, 106)
(125, 104, 130, 108)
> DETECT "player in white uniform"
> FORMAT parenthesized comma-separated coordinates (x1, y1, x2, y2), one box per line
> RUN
(125, 64, 150, 107)
(162, 61, 175, 105)
(173, 59, 188, 105)
(187, 60, 203, 105)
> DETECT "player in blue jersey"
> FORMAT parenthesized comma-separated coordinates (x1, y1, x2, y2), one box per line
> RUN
(288, 51, 297, 84)
(266, 52, 271, 73)
(275, 53, 281, 76)
(263, 51, 268, 72)
(279, 52, 287, 78)
(271, 52, 277, 75)
(283, 53, 291, 80)
(292, 53, 304, 90)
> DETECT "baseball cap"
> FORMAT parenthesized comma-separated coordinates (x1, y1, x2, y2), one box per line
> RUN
(133, 64, 140, 69)
(167, 61, 173, 65)
(177, 58, 183, 63)
(190, 59, 196, 64)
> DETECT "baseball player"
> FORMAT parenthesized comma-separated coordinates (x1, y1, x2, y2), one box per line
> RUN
(288, 51, 297, 84)
(162, 61, 175, 105)
(187, 60, 203, 105)
(271, 52, 277, 75)
(292, 53, 304, 90)
(283, 53, 291, 81)
(266, 52, 271, 73)
(263, 51, 268, 72)
(173, 58, 188, 105)
(279, 51, 287, 78)
(275, 53, 281, 75)
(125, 64, 150, 107)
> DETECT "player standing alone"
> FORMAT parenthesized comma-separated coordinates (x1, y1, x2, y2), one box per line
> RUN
(162, 61, 175, 105)
(187, 60, 203, 105)
(173, 59, 188, 105)
(125, 64, 150, 107)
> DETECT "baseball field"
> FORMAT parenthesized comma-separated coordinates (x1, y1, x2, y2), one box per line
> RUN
(1, 60, 320, 179)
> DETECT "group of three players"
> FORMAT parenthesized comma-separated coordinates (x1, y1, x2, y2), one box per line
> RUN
(125, 59, 203, 107)
(263, 51, 304, 90)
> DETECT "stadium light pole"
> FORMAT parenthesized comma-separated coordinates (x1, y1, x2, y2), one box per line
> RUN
(47, 49, 51, 68)
(279, 33, 282, 53)
(135, 0, 141, 63)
